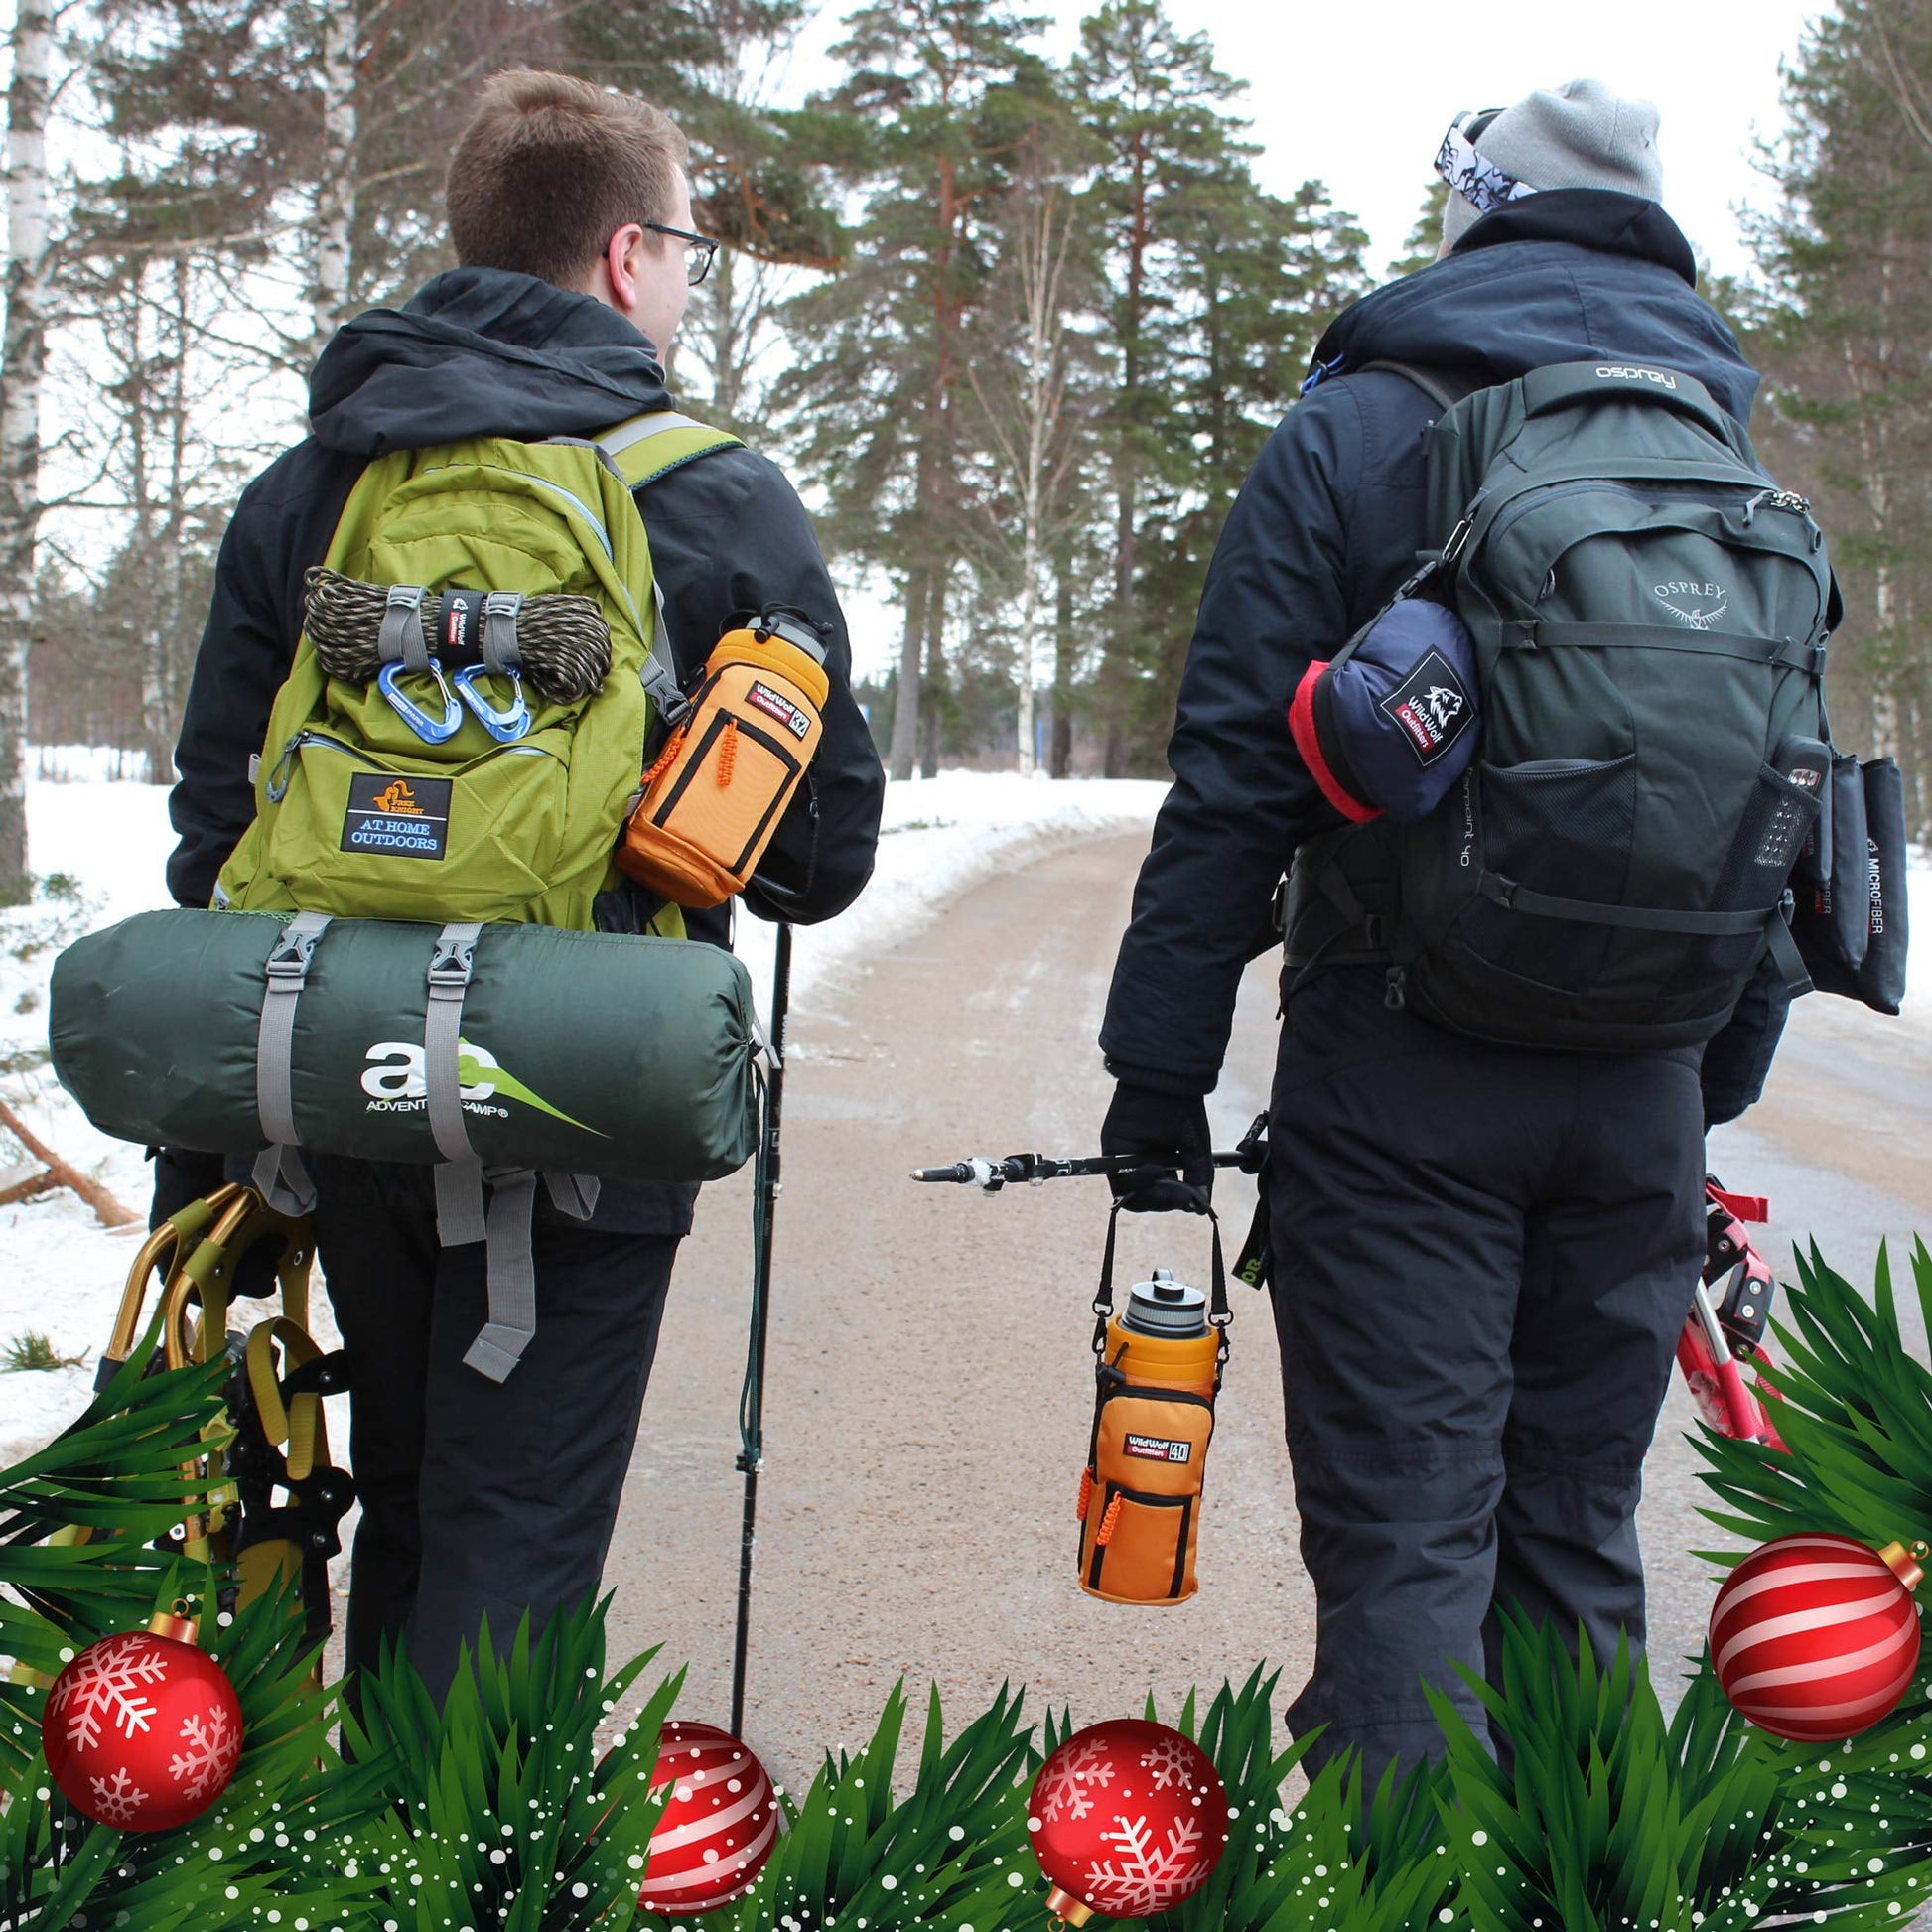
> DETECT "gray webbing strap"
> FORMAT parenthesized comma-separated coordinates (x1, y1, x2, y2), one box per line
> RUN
(424, 922, 481, 1166)
(435, 1160, 487, 1248)
(378, 585, 430, 671)
(639, 579, 690, 728)
(251, 910, 331, 1219)
(255, 912, 332, 1148)
(597, 410, 705, 457)
(251, 1144, 317, 1218)
(449, 1169, 602, 1382)
(482, 591, 523, 674)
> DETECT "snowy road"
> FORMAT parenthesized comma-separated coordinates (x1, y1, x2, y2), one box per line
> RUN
(599, 831, 1930, 1793)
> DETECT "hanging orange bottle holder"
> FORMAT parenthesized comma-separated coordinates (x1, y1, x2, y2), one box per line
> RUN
(1076, 1194, 1230, 1606)
(618, 612, 830, 908)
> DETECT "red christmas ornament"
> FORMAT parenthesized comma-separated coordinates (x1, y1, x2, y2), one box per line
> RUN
(1027, 1718, 1228, 1926)
(635, 1720, 778, 1915)
(41, 1610, 242, 1832)
(1711, 1533, 1924, 1741)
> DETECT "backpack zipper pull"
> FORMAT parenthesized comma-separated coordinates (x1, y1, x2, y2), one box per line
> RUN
(1384, 966, 1407, 1011)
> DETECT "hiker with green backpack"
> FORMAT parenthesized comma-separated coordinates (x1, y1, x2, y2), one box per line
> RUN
(1098, 82, 1882, 1781)
(153, 69, 884, 1715)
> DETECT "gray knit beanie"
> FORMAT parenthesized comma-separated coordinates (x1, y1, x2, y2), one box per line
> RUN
(1441, 78, 1662, 248)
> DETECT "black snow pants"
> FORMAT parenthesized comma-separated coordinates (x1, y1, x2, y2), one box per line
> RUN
(1266, 965, 1706, 1784)
(305, 1159, 680, 1714)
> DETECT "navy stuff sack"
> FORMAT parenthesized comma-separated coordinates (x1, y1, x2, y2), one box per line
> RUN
(1288, 598, 1479, 823)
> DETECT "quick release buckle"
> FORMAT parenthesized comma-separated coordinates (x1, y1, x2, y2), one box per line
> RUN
(426, 931, 477, 992)
(265, 924, 325, 980)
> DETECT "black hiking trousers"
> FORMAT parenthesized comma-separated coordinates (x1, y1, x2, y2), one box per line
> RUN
(305, 1159, 679, 1716)
(1266, 966, 1706, 1785)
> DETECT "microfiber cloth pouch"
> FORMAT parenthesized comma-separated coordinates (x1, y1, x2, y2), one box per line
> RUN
(1288, 598, 1481, 823)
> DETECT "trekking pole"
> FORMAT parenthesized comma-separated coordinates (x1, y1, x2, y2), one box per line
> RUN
(731, 922, 790, 1737)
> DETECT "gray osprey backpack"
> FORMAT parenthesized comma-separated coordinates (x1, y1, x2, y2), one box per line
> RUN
(1360, 359, 1838, 1051)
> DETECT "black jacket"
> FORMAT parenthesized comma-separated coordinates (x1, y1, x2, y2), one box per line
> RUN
(168, 266, 884, 931)
(163, 267, 886, 1233)
(1099, 192, 1784, 1122)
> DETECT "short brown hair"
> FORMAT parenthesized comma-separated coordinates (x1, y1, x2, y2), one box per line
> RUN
(447, 69, 687, 286)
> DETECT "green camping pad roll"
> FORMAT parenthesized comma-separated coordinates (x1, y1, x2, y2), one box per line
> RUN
(50, 909, 759, 1182)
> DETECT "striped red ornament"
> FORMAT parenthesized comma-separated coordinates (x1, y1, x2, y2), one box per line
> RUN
(1710, 1533, 1923, 1742)
(636, 1721, 778, 1915)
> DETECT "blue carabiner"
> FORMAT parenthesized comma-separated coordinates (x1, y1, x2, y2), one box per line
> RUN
(452, 662, 532, 743)
(377, 658, 465, 744)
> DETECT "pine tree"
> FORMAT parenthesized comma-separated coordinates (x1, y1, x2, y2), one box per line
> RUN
(1744, 0, 1932, 832)
(1386, 179, 1449, 278)
(1070, 0, 1247, 775)
(776, 0, 1046, 781)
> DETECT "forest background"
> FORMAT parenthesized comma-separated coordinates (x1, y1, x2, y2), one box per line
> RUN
(0, 0, 1923, 905)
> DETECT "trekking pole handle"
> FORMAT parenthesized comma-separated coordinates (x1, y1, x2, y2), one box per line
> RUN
(912, 1140, 1268, 1192)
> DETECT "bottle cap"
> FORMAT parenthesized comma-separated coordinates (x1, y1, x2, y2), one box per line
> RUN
(1123, 1274, 1209, 1337)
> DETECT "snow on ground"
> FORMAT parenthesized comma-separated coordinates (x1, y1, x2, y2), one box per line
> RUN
(0, 768, 1166, 1457)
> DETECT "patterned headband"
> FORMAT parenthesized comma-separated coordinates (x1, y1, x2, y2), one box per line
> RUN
(1435, 111, 1539, 216)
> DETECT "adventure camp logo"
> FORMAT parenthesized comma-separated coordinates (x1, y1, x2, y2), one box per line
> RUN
(359, 1037, 604, 1134)
(1653, 580, 1730, 631)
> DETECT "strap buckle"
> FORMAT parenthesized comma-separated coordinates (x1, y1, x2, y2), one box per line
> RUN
(264, 923, 325, 980)
(427, 929, 477, 992)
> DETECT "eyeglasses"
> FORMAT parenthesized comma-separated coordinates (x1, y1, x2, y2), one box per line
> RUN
(643, 220, 720, 286)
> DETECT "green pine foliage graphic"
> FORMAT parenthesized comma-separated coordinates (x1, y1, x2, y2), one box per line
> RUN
(9, 1246, 1932, 1926)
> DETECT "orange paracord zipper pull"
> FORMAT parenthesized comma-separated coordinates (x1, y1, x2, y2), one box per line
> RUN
(716, 715, 739, 787)
(642, 726, 686, 788)
(1077, 1467, 1093, 1521)
(1094, 1495, 1123, 1547)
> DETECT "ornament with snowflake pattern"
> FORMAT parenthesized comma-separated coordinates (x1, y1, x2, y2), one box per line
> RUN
(1027, 1718, 1227, 1925)
(40, 1610, 243, 1832)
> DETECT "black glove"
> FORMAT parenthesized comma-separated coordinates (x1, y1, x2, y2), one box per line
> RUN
(1101, 1081, 1213, 1213)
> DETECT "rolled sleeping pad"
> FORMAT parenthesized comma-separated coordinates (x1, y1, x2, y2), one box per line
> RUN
(49, 909, 759, 1181)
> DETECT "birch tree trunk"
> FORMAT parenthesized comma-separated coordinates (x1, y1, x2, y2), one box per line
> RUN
(311, 0, 358, 351)
(0, 0, 54, 903)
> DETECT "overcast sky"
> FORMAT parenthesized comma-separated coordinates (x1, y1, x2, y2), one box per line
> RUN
(785, 0, 1831, 281)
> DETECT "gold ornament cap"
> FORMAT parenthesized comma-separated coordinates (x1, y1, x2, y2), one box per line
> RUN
(1045, 1888, 1094, 1927)
(1877, 1540, 1926, 1591)
(146, 1601, 200, 1645)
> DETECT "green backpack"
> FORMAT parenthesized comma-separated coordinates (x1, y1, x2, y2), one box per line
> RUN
(216, 409, 741, 933)
(1303, 359, 1838, 1051)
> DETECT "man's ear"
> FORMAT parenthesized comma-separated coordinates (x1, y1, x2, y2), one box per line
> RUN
(604, 222, 646, 312)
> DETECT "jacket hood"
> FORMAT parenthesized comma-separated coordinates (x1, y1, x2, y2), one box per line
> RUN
(307, 266, 673, 456)
(1307, 190, 1757, 424)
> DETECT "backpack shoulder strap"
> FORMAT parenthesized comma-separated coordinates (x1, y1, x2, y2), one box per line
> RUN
(598, 409, 743, 489)
(1354, 360, 1486, 413)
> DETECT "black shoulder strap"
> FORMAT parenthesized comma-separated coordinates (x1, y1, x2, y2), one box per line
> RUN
(1355, 360, 1485, 413)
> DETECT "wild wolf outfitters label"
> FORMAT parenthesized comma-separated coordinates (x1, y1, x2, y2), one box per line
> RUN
(745, 680, 812, 741)
(1124, 1433, 1192, 1464)
(341, 771, 451, 860)
(1378, 649, 1473, 767)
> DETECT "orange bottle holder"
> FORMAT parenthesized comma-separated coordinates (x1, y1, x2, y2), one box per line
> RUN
(618, 618, 830, 908)
(1075, 1200, 1230, 1606)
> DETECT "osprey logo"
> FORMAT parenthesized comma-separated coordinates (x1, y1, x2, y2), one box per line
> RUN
(1597, 364, 1679, 391)
(1652, 579, 1729, 631)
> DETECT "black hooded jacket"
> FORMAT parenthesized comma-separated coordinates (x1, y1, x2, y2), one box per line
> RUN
(167, 267, 884, 932)
(1099, 192, 1784, 1121)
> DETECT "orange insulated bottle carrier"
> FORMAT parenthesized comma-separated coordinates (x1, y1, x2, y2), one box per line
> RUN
(1076, 1195, 1230, 1606)
(618, 611, 830, 908)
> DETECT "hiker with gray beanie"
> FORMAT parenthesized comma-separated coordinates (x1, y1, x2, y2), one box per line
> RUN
(1099, 82, 1795, 1780)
